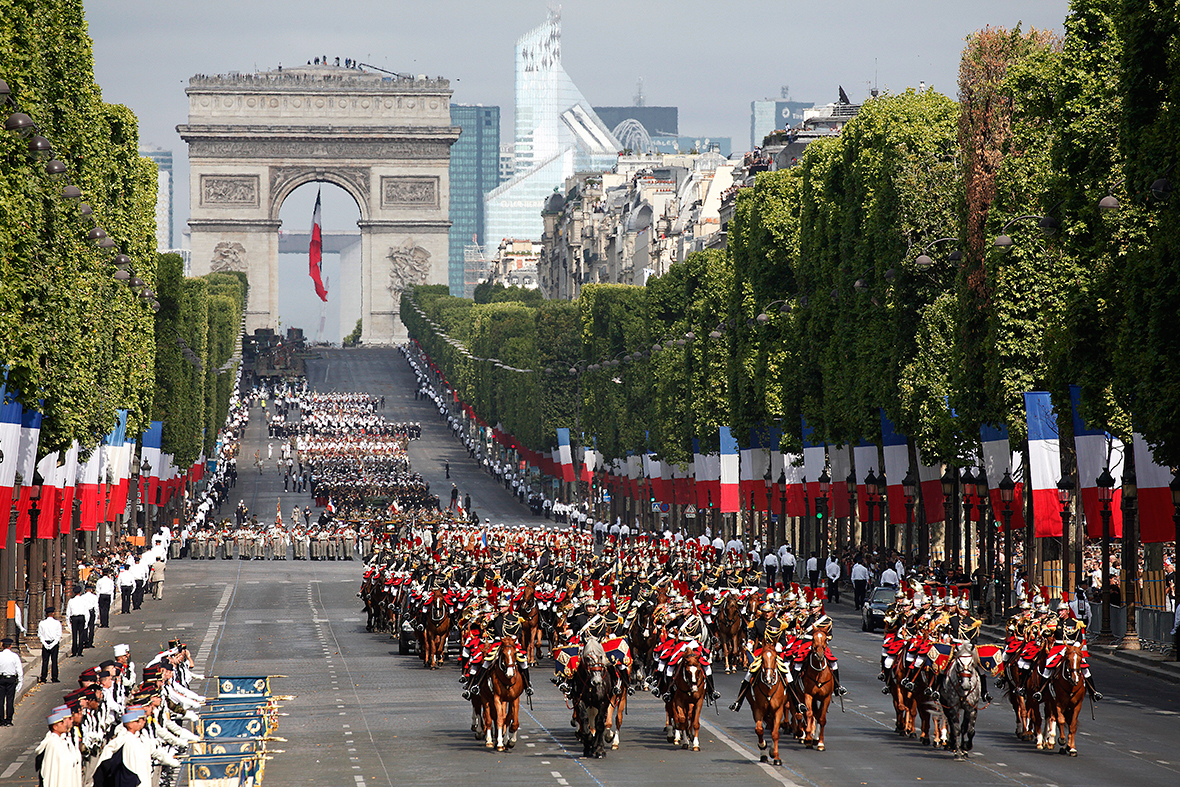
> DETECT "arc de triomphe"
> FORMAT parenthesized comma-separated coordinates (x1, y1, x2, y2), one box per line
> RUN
(178, 65, 458, 343)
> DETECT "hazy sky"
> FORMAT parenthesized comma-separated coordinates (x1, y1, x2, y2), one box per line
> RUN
(83, 0, 1069, 338)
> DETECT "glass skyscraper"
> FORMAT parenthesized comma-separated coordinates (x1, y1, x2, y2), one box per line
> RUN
(140, 147, 173, 250)
(449, 104, 500, 296)
(485, 10, 620, 246)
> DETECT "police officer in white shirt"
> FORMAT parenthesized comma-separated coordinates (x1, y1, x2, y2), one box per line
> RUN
(65, 588, 89, 657)
(37, 607, 62, 683)
(806, 552, 819, 588)
(780, 546, 796, 585)
(762, 550, 779, 588)
(850, 558, 871, 609)
(95, 571, 115, 627)
(825, 556, 842, 603)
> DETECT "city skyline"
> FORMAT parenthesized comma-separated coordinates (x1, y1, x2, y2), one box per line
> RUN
(86, 0, 1069, 244)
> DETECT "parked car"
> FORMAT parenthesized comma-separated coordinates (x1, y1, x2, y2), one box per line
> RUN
(862, 585, 895, 632)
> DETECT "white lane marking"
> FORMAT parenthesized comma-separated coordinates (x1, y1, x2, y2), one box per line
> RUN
(700, 719, 804, 787)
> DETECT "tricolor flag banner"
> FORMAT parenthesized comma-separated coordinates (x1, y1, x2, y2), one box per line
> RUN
(648, 454, 666, 503)
(980, 423, 1024, 530)
(308, 188, 329, 302)
(35, 451, 59, 539)
(1024, 391, 1063, 537)
(556, 428, 575, 483)
(0, 386, 22, 542)
(16, 405, 41, 487)
(802, 418, 826, 506)
(830, 444, 851, 518)
(627, 453, 642, 500)
(881, 412, 911, 526)
(916, 448, 945, 524)
(672, 461, 692, 506)
(580, 446, 597, 484)
(719, 426, 740, 513)
(78, 446, 102, 532)
(782, 451, 805, 517)
(853, 439, 878, 522)
(58, 441, 79, 534)
(141, 421, 163, 505)
(1069, 386, 1123, 538)
(1133, 433, 1175, 543)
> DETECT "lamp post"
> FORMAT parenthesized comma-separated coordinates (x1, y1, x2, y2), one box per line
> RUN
(818, 468, 831, 563)
(845, 469, 856, 552)
(1170, 474, 1180, 661)
(941, 466, 957, 572)
(1121, 473, 1139, 651)
(876, 472, 889, 552)
(778, 469, 787, 550)
(764, 469, 773, 550)
(864, 469, 878, 552)
(999, 470, 1016, 618)
(1096, 467, 1115, 645)
(903, 469, 916, 572)
(961, 467, 977, 579)
(1057, 477, 1075, 597)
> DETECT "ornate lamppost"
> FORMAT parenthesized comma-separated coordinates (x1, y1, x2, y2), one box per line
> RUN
(999, 470, 1016, 617)
(1096, 467, 1115, 645)
(1057, 477, 1074, 597)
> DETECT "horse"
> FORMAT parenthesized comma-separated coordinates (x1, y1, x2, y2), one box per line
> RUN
(602, 668, 628, 752)
(938, 642, 982, 760)
(477, 635, 525, 752)
(420, 589, 450, 669)
(888, 656, 916, 737)
(910, 663, 946, 748)
(714, 594, 746, 673)
(748, 645, 788, 765)
(796, 629, 835, 751)
(1041, 643, 1086, 756)
(571, 637, 615, 759)
(517, 582, 543, 664)
(668, 647, 707, 751)
(1003, 651, 1044, 744)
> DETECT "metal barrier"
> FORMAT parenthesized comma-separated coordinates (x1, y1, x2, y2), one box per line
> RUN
(1085, 602, 1179, 655)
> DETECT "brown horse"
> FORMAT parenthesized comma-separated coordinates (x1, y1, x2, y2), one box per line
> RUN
(714, 594, 746, 673)
(1041, 644, 1086, 756)
(420, 589, 450, 669)
(796, 630, 835, 751)
(517, 583, 543, 663)
(748, 645, 788, 765)
(477, 635, 525, 752)
(1003, 651, 1044, 744)
(668, 648, 707, 751)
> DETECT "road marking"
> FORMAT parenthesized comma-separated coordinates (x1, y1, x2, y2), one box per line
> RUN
(700, 719, 805, 787)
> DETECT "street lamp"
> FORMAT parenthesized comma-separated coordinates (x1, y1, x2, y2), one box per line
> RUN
(864, 469, 878, 552)
(1057, 476, 1075, 596)
(764, 468, 773, 550)
(993, 207, 1061, 250)
(1121, 471, 1139, 651)
(961, 467, 978, 579)
(778, 468, 788, 550)
(818, 468, 831, 562)
(999, 470, 1016, 617)
(902, 469, 916, 571)
(941, 466, 957, 571)
(875, 471, 889, 551)
(1095, 467, 1115, 644)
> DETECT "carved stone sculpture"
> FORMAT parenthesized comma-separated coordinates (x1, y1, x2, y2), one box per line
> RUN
(387, 238, 432, 295)
(210, 241, 248, 273)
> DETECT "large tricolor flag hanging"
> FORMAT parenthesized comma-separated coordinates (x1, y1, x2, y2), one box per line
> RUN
(78, 445, 102, 532)
(1069, 385, 1123, 538)
(35, 451, 59, 539)
(719, 426, 740, 513)
(980, 423, 1024, 530)
(1133, 433, 1175, 543)
(880, 413, 911, 527)
(309, 188, 329, 302)
(0, 386, 22, 544)
(1024, 391, 1063, 537)
(57, 441, 79, 534)
(556, 428, 575, 483)
(830, 444, 851, 519)
(15, 404, 42, 540)
(853, 438, 878, 522)
(141, 421, 163, 506)
(801, 418, 826, 507)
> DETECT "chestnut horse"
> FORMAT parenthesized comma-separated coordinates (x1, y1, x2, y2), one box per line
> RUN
(796, 630, 835, 751)
(1041, 643, 1086, 756)
(517, 582, 542, 663)
(477, 635, 525, 752)
(420, 589, 450, 669)
(668, 647, 707, 751)
(714, 594, 746, 673)
(748, 645, 788, 765)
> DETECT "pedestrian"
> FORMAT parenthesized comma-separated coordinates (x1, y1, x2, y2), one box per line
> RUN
(81, 585, 98, 649)
(763, 550, 779, 588)
(0, 638, 22, 726)
(117, 564, 134, 614)
(36, 704, 81, 786)
(825, 556, 842, 603)
(65, 588, 88, 657)
(851, 557, 870, 609)
(807, 551, 819, 588)
(149, 559, 165, 600)
(445, 461, 450, 479)
(38, 606, 62, 683)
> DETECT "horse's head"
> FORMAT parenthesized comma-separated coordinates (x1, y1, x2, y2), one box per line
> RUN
(760, 643, 779, 672)
(581, 637, 608, 687)
(811, 628, 829, 653)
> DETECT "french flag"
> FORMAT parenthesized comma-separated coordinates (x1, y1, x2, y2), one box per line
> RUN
(740, 427, 770, 512)
(1024, 391, 1064, 537)
(309, 188, 329, 302)
(36, 451, 59, 539)
(802, 418, 825, 506)
(1069, 386, 1123, 538)
(141, 421, 163, 506)
(830, 444, 851, 519)
(782, 450, 805, 517)
(880, 412, 910, 528)
(648, 455, 666, 504)
(1133, 433, 1174, 543)
(556, 428, 575, 483)
(78, 445, 102, 532)
(15, 405, 42, 540)
(915, 448, 945, 524)
(0, 388, 22, 543)
(57, 441, 79, 534)
(719, 426, 740, 513)
(980, 423, 1024, 530)
(626, 454, 641, 500)
(581, 446, 597, 484)
(853, 439, 878, 522)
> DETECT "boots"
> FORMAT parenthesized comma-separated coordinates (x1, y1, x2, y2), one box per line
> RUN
(833, 668, 848, 696)
(461, 667, 482, 700)
(521, 664, 533, 696)
(980, 674, 992, 703)
(729, 679, 751, 712)
(705, 672, 721, 701)
(1085, 675, 1102, 701)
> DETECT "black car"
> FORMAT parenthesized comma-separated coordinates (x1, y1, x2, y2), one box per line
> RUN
(861, 585, 896, 632)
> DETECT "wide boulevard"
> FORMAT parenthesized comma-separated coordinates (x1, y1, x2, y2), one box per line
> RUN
(1, 348, 1177, 787)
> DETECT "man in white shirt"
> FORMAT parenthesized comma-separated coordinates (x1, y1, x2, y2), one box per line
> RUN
(726, 537, 743, 554)
(80, 585, 99, 649)
(825, 556, 841, 603)
(762, 551, 779, 588)
(880, 564, 900, 588)
(850, 558, 871, 609)
(65, 589, 89, 657)
(780, 547, 796, 585)
(94, 571, 115, 628)
(806, 552, 820, 588)
(711, 535, 725, 553)
(117, 564, 135, 614)
(38, 606, 63, 683)
(0, 638, 22, 725)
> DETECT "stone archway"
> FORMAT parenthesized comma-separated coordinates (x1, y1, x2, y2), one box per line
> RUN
(178, 64, 458, 344)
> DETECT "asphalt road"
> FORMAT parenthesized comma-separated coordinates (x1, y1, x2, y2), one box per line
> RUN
(2, 347, 1177, 787)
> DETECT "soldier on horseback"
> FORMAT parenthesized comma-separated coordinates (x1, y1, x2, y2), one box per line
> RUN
(1034, 592, 1101, 702)
(947, 593, 991, 703)
(730, 602, 790, 712)
(652, 608, 721, 703)
(461, 596, 533, 700)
